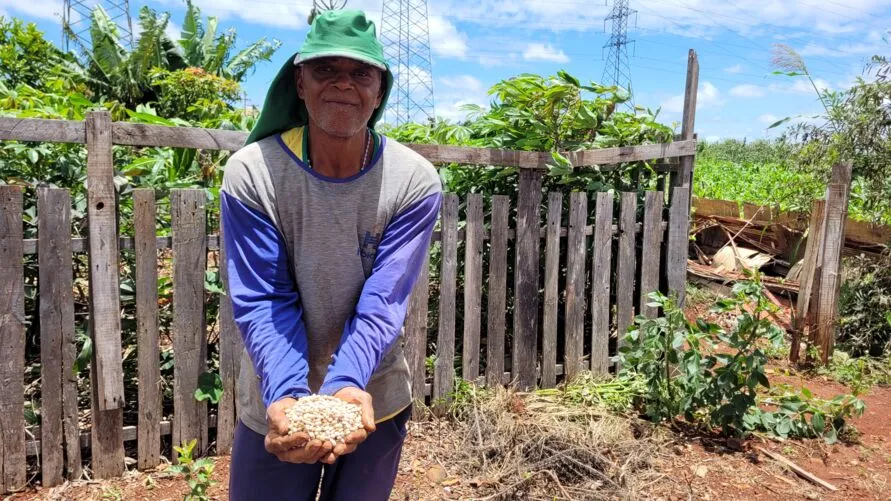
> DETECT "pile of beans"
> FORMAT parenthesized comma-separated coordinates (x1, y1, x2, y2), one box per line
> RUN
(284, 395, 363, 445)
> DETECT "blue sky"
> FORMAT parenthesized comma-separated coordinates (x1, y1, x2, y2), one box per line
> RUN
(5, 0, 891, 140)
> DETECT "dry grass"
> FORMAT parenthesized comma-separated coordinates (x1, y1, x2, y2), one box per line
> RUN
(411, 382, 669, 500)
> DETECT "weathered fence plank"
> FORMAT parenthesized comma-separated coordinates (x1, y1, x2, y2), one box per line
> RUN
(462, 194, 484, 382)
(434, 194, 459, 406)
(514, 170, 543, 390)
(38, 188, 70, 486)
(0, 186, 26, 493)
(113, 122, 246, 151)
(0, 117, 85, 144)
(615, 192, 638, 364)
(791, 199, 826, 363)
(405, 249, 431, 414)
(673, 50, 699, 190)
(86, 111, 125, 479)
(216, 215, 242, 454)
(486, 196, 509, 387)
(171, 189, 209, 454)
(564, 192, 588, 380)
(815, 163, 853, 364)
(591, 192, 614, 374)
(134, 190, 161, 469)
(667, 186, 692, 306)
(86, 111, 125, 412)
(541, 192, 562, 389)
(640, 192, 665, 318)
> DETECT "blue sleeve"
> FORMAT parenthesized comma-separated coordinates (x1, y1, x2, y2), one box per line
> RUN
(221, 190, 311, 407)
(319, 192, 442, 395)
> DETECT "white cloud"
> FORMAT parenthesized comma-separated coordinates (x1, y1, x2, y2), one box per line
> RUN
(522, 43, 569, 63)
(427, 15, 468, 59)
(729, 84, 765, 98)
(798, 41, 887, 58)
(0, 0, 60, 21)
(759, 113, 778, 125)
(661, 81, 722, 113)
(439, 75, 485, 92)
(724, 64, 745, 74)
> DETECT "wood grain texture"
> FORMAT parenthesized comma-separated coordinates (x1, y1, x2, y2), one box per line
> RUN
(85, 111, 125, 479)
(673, 50, 699, 189)
(541, 192, 562, 389)
(564, 192, 588, 379)
(86, 111, 125, 411)
(0, 186, 26, 493)
(590, 193, 614, 375)
(815, 163, 852, 364)
(692, 198, 740, 218)
(513, 170, 543, 390)
(0, 117, 85, 144)
(405, 249, 431, 414)
(37, 188, 71, 487)
(216, 214, 242, 454)
(615, 192, 638, 371)
(791, 200, 825, 363)
(171, 190, 208, 454)
(112, 122, 246, 151)
(462, 194, 483, 382)
(134, 190, 160, 469)
(666, 186, 691, 307)
(485, 196, 509, 387)
(640, 191, 665, 318)
(434, 194, 458, 407)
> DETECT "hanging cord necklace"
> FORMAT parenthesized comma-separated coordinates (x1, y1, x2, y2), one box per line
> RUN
(306, 127, 372, 173)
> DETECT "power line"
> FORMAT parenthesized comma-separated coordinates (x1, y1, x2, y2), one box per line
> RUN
(602, 0, 636, 107)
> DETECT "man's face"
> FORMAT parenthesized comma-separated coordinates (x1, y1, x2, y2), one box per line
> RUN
(296, 57, 384, 138)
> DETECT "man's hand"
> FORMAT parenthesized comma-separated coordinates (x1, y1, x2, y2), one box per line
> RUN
(319, 387, 376, 464)
(264, 397, 333, 464)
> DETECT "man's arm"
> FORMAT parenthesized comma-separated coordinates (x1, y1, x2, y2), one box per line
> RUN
(319, 191, 442, 396)
(221, 189, 311, 407)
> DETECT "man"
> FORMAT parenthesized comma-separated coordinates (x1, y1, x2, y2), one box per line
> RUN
(220, 9, 442, 500)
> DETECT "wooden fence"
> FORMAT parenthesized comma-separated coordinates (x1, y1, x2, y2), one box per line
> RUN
(0, 51, 699, 492)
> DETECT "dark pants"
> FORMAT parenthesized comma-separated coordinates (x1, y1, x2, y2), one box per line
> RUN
(228, 405, 411, 501)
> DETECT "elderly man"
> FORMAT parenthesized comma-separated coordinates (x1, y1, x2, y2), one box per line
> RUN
(220, 9, 442, 500)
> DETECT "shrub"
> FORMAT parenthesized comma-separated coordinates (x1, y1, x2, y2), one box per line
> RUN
(838, 252, 891, 357)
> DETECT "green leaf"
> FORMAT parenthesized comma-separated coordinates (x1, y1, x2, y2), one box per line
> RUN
(767, 116, 795, 129)
(27, 149, 38, 164)
(811, 412, 825, 432)
(194, 371, 223, 403)
(73, 332, 92, 375)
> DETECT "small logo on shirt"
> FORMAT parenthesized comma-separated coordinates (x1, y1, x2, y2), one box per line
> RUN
(358, 230, 381, 263)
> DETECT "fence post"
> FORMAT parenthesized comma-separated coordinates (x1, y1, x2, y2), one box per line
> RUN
(615, 192, 638, 367)
(814, 163, 853, 364)
(38, 188, 78, 486)
(0, 186, 25, 494)
(86, 110, 125, 478)
(513, 169, 543, 390)
(790, 199, 826, 363)
(217, 210, 243, 453)
(462, 193, 484, 382)
(485, 196, 510, 387)
(171, 189, 209, 454)
(434, 193, 458, 410)
(541, 192, 562, 388)
(405, 247, 430, 417)
(667, 50, 699, 307)
(640, 191, 665, 318)
(134, 189, 161, 468)
(590, 192, 614, 374)
(564, 192, 588, 381)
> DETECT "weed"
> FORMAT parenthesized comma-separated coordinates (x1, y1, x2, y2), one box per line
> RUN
(168, 439, 215, 501)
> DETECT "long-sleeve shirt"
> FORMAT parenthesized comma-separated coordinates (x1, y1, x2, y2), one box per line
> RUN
(221, 126, 442, 433)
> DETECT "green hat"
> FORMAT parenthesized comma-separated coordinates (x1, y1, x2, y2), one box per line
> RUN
(244, 9, 393, 146)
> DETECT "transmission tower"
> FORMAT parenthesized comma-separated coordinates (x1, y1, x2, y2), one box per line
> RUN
(380, 0, 435, 125)
(602, 0, 636, 105)
(62, 0, 134, 52)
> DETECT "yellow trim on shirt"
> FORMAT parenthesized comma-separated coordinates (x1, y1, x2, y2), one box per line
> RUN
(280, 126, 305, 160)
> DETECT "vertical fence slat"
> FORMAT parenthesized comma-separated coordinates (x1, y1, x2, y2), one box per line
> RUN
(791, 199, 826, 363)
(60, 196, 81, 482)
(38, 188, 70, 487)
(640, 191, 664, 318)
(615, 192, 638, 365)
(673, 50, 699, 191)
(217, 213, 242, 454)
(434, 194, 458, 406)
(405, 248, 430, 413)
(485, 196, 509, 387)
(86, 110, 125, 479)
(514, 170, 543, 390)
(171, 189, 208, 453)
(815, 163, 853, 364)
(0, 186, 25, 493)
(590, 192, 614, 375)
(134, 189, 160, 469)
(541, 192, 562, 389)
(564, 192, 587, 380)
(667, 186, 691, 305)
(462, 194, 483, 382)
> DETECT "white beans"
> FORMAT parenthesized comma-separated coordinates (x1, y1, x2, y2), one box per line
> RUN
(284, 395, 363, 445)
